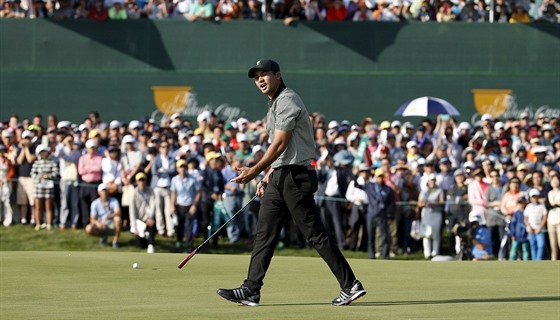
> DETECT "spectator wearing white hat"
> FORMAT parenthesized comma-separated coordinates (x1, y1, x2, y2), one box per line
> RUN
(540, 124, 554, 147)
(1, 129, 18, 165)
(16, 130, 37, 225)
(128, 120, 142, 139)
(345, 163, 370, 252)
(120, 135, 142, 185)
(86, 183, 122, 248)
(78, 139, 104, 228)
(56, 134, 82, 230)
(418, 173, 444, 259)
(235, 133, 252, 161)
(525, 188, 548, 260)
(30, 145, 58, 231)
(195, 111, 213, 139)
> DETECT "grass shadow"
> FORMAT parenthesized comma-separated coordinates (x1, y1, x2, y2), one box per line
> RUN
(263, 296, 560, 307)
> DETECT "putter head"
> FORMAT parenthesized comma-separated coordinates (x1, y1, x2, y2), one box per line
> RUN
(177, 249, 197, 269)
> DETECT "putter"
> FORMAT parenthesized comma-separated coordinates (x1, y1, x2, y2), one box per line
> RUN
(178, 194, 258, 269)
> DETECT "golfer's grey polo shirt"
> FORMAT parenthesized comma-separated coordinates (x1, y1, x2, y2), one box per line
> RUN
(266, 87, 315, 169)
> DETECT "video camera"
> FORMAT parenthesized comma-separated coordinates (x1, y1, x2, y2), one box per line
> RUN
(451, 222, 472, 240)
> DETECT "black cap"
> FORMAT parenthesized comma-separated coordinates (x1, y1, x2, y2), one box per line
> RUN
(248, 60, 280, 78)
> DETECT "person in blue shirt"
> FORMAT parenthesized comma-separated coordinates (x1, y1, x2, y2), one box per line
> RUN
(171, 159, 202, 253)
(364, 168, 395, 259)
(509, 196, 530, 260)
(86, 183, 122, 248)
(469, 214, 494, 260)
(221, 155, 244, 243)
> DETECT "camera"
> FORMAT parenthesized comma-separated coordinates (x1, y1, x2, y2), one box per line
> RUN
(452, 222, 472, 239)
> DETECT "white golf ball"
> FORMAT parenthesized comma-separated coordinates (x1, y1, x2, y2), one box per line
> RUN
(133, 263, 139, 269)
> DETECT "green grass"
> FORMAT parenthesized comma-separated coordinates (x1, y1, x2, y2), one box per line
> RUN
(0, 224, 424, 260)
(1, 251, 559, 319)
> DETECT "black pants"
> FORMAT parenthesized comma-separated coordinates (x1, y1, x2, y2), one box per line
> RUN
(136, 223, 156, 248)
(199, 201, 213, 240)
(176, 204, 196, 252)
(79, 182, 100, 227)
(367, 215, 389, 259)
(244, 166, 356, 292)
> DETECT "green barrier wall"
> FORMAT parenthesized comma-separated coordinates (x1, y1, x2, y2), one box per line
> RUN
(1, 20, 559, 124)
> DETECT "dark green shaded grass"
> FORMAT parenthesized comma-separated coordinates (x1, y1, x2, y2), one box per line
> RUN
(0, 224, 424, 260)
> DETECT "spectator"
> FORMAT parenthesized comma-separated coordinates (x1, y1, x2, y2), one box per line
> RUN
(221, 155, 244, 243)
(476, 0, 488, 21)
(468, 214, 493, 260)
(305, 0, 325, 20)
(345, 163, 370, 251)
(78, 139, 103, 228)
(16, 130, 37, 225)
(129, 172, 157, 253)
(86, 183, 122, 248)
(284, 0, 307, 24)
(547, 175, 560, 260)
(320, 150, 353, 251)
(501, 177, 525, 221)
(89, 0, 109, 21)
(417, 0, 435, 21)
(525, 188, 548, 260)
(484, 168, 506, 258)
(509, 3, 531, 22)
(109, 0, 128, 19)
(56, 135, 81, 230)
(31, 145, 58, 231)
(271, 0, 286, 20)
(187, 0, 213, 21)
(170, 159, 201, 252)
(418, 173, 444, 259)
(145, 0, 168, 19)
(326, 0, 347, 20)
(445, 169, 469, 256)
(241, 0, 263, 19)
(437, 0, 456, 21)
(215, 0, 239, 20)
(151, 140, 176, 238)
(365, 168, 395, 259)
(468, 167, 489, 224)
(509, 196, 530, 260)
(0, 144, 14, 227)
(199, 150, 225, 242)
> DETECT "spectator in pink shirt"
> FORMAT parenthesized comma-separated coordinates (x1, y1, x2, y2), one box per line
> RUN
(501, 177, 525, 220)
(78, 139, 103, 228)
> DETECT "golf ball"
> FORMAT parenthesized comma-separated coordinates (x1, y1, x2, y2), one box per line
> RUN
(133, 263, 139, 269)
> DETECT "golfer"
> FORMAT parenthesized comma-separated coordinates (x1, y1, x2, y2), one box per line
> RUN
(217, 60, 366, 306)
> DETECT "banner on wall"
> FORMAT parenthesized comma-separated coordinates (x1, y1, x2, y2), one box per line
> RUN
(471, 89, 560, 124)
(150, 86, 247, 124)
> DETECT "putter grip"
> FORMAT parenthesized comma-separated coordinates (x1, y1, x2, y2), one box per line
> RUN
(177, 249, 197, 269)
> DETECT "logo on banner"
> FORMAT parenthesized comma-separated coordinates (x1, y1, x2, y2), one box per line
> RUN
(471, 89, 559, 123)
(150, 86, 245, 122)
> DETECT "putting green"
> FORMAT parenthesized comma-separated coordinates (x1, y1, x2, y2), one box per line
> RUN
(1, 251, 558, 319)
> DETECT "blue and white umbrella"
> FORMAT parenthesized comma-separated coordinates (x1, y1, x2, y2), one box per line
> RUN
(394, 96, 460, 117)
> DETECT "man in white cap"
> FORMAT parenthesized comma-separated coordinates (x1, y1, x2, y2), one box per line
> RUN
(345, 163, 370, 251)
(78, 139, 103, 228)
(86, 183, 122, 248)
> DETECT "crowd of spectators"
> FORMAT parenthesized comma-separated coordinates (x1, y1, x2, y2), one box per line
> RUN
(0, 110, 559, 260)
(1, 0, 558, 23)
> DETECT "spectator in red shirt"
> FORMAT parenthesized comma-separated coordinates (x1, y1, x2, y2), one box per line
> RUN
(326, 0, 348, 21)
(88, 0, 108, 21)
